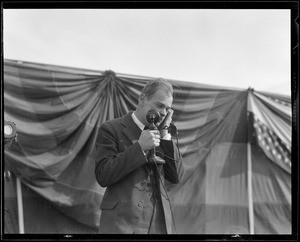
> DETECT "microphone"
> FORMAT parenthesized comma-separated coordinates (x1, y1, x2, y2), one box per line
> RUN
(146, 110, 165, 164)
(146, 110, 160, 125)
(146, 110, 178, 136)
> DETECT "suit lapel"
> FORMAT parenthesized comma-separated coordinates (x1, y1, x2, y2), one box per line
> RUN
(121, 111, 142, 144)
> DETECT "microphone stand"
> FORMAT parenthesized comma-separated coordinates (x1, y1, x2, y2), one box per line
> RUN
(148, 116, 165, 165)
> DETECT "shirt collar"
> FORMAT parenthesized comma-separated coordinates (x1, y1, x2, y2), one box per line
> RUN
(131, 112, 145, 131)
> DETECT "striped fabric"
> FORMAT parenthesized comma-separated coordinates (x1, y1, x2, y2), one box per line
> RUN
(3, 59, 292, 234)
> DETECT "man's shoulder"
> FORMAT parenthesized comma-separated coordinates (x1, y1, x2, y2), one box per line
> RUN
(101, 111, 134, 127)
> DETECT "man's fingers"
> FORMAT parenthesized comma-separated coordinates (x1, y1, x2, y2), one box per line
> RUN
(154, 140, 160, 147)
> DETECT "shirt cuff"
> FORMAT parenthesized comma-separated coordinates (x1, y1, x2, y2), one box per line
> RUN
(162, 133, 171, 140)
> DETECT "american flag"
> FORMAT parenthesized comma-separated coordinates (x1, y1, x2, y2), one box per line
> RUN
(253, 117, 291, 173)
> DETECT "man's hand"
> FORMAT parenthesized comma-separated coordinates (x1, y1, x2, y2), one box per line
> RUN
(138, 130, 161, 152)
(158, 109, 173, 137)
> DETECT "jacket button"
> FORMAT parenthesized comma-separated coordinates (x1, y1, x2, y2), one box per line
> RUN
(138, 202, 143, 207)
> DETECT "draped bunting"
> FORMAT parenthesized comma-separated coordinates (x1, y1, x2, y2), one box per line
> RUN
(3, 59, 292, 234)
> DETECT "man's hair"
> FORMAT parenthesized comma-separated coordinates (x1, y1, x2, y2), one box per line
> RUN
(140, 78, 173, 99)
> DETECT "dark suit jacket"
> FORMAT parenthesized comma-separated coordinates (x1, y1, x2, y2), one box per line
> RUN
(94, 111, 184, 234)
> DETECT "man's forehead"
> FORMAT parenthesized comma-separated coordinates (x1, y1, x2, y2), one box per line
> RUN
(152, 88, 172, 98)
(156, 99, 171, 105)
(154, 93, 173, 107)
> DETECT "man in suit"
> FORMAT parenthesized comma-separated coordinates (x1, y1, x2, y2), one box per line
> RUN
(94, 78, 184, 234)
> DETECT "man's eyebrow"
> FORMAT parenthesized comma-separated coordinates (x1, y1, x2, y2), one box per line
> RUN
(156, 101, 165, 106)
(156, 101, 171, 109)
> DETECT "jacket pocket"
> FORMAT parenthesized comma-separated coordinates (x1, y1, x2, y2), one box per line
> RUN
(100, 200, 118, 210)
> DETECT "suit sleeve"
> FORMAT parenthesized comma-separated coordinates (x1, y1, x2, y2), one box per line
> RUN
(94, 122, 147, 187)
(160, 139, 184, 184)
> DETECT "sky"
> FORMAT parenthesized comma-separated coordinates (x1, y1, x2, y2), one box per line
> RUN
(3, 8, 291, 95)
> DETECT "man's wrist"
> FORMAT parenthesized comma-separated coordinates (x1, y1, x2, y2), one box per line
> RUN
(160, 127, 170, 140)
(159, 125, 169, 131)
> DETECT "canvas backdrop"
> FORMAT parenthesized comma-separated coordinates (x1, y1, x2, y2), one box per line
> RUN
(3, 59, 292, 234)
